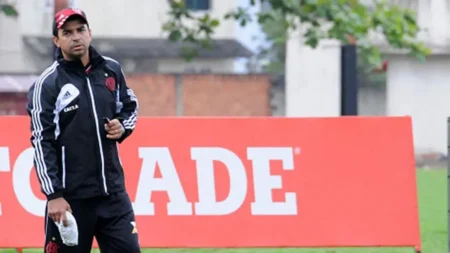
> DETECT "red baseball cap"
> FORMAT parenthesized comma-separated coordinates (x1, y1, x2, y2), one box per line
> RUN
(53, 8, 89, 35)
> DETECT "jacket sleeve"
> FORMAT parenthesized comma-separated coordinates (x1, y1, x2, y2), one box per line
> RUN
(26, 79, 64, 200)
(114, 66, 139, 143)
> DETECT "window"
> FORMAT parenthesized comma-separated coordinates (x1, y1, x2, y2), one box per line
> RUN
(185, 0, 210, 11)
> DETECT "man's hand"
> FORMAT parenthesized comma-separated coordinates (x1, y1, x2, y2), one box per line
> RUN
(105, 119, 124, 139)
(48, 197, 72, 226)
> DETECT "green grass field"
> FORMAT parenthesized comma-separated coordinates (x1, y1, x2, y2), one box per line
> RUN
(1, 169, 446, 253)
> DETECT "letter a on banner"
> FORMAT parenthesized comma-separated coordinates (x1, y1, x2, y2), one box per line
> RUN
(134, 147, 192, 215)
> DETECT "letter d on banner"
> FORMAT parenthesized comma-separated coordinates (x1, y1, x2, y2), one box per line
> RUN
(192, 147, 247, 215)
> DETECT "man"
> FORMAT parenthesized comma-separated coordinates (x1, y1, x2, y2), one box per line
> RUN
(26, 8, 140, 253)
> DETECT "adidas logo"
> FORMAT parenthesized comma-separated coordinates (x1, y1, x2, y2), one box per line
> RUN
(62, 91, 71, 99)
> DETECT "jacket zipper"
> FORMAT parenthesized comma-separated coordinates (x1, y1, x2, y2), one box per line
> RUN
(86, 77, 108, 195)
(61, 146, 66, 188)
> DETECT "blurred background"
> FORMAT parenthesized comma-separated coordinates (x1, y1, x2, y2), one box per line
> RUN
(0, 0, 448, 168)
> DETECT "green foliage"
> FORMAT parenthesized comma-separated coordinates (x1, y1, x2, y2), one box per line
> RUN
(254, 7, 387, 88)
(163, 0, 431, 66)
(0, 4, 18, 17)
(252, 9, 287, 73)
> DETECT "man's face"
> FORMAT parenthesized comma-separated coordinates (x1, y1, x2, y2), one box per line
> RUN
(53, 18, 92, 60)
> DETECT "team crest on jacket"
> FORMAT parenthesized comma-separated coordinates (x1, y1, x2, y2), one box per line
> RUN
(105, 77, 116, 91)
(45, 241, 59, 253)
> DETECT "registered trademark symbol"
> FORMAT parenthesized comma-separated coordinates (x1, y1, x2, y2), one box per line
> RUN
(294, 147, 301, 155)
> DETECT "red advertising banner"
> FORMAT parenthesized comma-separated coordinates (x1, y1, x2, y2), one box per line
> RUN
(0, 116, 421, 251)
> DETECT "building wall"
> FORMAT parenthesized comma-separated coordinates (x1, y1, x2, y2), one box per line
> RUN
(387, 55, 450, 155)
(58, 0, 237, 39)
(16, 0, 236, 39)
(0, 0, 246, 73)
(0, 73, 271, 117)
(126, 73, 271, 116)
(0, 12, 48, 74)
(158, 58, 236, 73)
(358, 85, 387, 116)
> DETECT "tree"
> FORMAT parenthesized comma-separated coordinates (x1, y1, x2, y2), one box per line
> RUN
(163, 0, 431, 67)
(253, 9, 287, 74)
(246, 6, 387, 93)
(250, 8, 386, 88)
(2, 0, 431, 69)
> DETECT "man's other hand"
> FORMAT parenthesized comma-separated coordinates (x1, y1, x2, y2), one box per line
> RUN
(105, 119, 124, 139)
(48, 197, 72, 226)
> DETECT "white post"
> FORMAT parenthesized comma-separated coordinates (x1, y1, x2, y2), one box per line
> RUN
(285, 22, 341, 117)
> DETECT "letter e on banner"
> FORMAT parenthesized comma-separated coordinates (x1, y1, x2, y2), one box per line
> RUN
(248, 147, 297, 215)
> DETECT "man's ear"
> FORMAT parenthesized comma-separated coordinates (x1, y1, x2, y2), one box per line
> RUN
(52, 35, 60, 48)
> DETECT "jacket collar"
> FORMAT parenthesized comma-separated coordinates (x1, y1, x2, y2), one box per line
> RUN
(55, 45, 105, 72)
